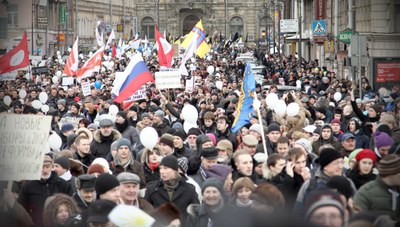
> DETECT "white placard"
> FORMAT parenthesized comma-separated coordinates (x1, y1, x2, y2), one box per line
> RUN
(125, 85, 147, 101)
(155, 70, 182, 89)
(81, 81, 91, 96)
(62, 77, 74, 86)
(185, 76, 195, 92)
(0, 114, 52, 181)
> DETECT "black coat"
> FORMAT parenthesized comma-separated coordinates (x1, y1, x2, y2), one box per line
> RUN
(145, 177, 199, 222)
(17, 172, 73, 226)
(143, 162, 160, 184)
(90, 129, 121, 159)
(270, 170, 305, 209)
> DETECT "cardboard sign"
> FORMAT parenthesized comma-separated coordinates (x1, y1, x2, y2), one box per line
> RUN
(0, 114, 52, 181)
(62, 77, 74, 86)
(155, 70, 181, 89)
(125, 85, 147, 101)
(81, 81, 91, 96)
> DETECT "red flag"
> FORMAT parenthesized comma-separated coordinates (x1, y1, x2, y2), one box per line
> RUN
(112, 45, 117, 59)
(0, 32, 29, 74)
(155, 26, 173, 67)
(76, 46, 104, 82)
(63, 36, 79, 76)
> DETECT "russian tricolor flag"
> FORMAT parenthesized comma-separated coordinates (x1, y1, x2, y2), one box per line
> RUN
(112, 53, 154, 103)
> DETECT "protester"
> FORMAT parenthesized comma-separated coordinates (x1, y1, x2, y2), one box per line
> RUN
(72, 174, 96, 211)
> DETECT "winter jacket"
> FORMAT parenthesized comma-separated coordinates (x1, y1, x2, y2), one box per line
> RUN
(346, 169, 376, 190)
(18, 172, 73, 226)
(152, 122, 171, 137)
(143, 162, 160, 184)
(72, 192, 92, 212)
(215, 129, 239, 151)
(270, 169, 305, 209)
(312, 125, 341, 154)
(90, 129, 121, 158)
(174, 145, 194, 159)
(110, 157, 147, 188)
(73, 151, 95, 173)
(186, 203, 225, 227)
(145, 177, 199, 222)
(354, 177, 400, 220)
(117, 124, 141, 151)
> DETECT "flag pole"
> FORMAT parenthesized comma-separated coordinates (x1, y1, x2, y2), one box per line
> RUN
(253, 91, 268, 157)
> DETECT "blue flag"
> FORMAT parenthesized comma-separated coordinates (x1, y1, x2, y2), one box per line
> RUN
(231, 63, 256, 133)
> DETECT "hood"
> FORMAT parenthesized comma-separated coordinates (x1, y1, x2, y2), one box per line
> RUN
(75, 127, 94, 143)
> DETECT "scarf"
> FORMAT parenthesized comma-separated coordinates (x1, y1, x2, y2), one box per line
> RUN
(163, 175, 181, 201)
(235, 198, 253, 207)
(60, 170, 72, 181)
(148, 162, 160, 171)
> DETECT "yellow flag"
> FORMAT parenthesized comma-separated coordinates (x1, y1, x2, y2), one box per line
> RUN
(181, 20, 210, 58)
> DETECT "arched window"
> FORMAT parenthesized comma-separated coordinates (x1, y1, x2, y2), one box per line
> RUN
(182, 15, 199, 35)
(229, 17, 244, 37)
(141, 17, 155, 40)
(259, 16, 273, 39)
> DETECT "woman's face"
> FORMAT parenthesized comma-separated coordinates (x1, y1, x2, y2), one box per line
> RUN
(148, 151, 160, 164)
(203, 187, 222, 206)
(359, 158, 374, 175)
(56, 204, 71, 225)
(237, 187, 252, 203)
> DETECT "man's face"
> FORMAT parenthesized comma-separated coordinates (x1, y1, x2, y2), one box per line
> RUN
(67, 89, 74, 97)
(53, 163, 67, 176)
(321, 128, 331, 140)
(115, 115, 125, 124)
(323, 158, 344, 176)
(267, 131, 281, 143)
(293, 155, 307, 174)
(99, 186, 121, 204)
(276, 143, 289, 156)
(71, 105, 79, 114)
(159, 143, 173, 156)
(236, 154, 253, 176)
(270, 159, 286, 176)
(152, 115, 162, 124)
(331, 123, 341, 133)
(160, 165, 177, 181)
(348, 121, 356, 132)
(119, 183, 139, 203)
(117, 145, 131, 160)
(100, 126, 113, 137)
(216, 119, 228, 132)
(201, 157, 218, 170)
(242, 143, 257, 156)
(79, 189, 96, 203)
(41, 163, 53, 179)
(76, 138, 91, 154)
(378, 146, 390, 157)
(341, 138, 356, 152)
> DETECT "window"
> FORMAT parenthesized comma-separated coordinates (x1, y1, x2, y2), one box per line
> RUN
(230, 17, 244, 37)
(395, 4, 400, 33)
(0, 18, 7, 39)
(141, 17, 155, 40)
(7, 5, 18, 28)
(259, 16, 273, 39)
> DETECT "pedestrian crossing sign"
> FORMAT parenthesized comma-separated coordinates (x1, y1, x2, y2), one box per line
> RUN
(312, 20, 326, 36)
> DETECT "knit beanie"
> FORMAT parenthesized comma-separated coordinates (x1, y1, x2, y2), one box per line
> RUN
(54, 156, 71, 170)
(330, 118, 342, 125)
(116, 138, 131, 150)
(201, 177, 224, 196)
(159, 133, 174, 148)
(355, 149, 377, 165)
(116, 111, 127, 119)
(160, 155, 179, 171)
(205, 164, 232, 182)
(374, 131, 393, 149)
(267, 122, 281, 133)
(318, 147, 343, 170)
(295, 138, 313, 154)
(206, 133, 217, 146)
(196, 134, 212, 148)
(326, 176, 355, 200)
(173, 130, 186, 141)
(348, 148, 362, 162)
(377, 154, 400, 177)
(177, 156, 188, 174)
(304, 190, 345, 221)
(154, 110, 165, 119)
(95, 173, 120, 196)
(375, 123, 392, 136)
(172, 122, 183, 131)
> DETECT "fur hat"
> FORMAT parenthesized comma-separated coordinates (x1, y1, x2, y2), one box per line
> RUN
(151, 203, 181, 227)
(201, 147, 219, 160)
(87, 164, 106, 175)
(87, 200, 117, 223)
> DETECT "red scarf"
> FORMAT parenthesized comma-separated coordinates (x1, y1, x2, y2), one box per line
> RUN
(148, 162, 159, 171)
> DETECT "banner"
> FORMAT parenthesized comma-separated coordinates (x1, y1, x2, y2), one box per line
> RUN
(155, 71, 182, 89)
(0, 114, 52, 181)
(81, 81, 91, 96)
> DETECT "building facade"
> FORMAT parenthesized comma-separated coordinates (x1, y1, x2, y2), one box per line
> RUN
(0, 0, 399, 85)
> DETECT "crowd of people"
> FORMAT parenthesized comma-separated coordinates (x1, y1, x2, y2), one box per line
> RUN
(1, 45, 400, 227)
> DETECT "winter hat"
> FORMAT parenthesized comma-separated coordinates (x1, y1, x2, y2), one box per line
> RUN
(88, 164, 106, 175)
(71, 102, 80, 110)
(374, 131, 393, 149)
(54, 156, 71, 170)
(330, 118, 342, 125)
(303, 125, 316, 133)
(201, 177, 224, 195)
(57, 99, 67, 107)
(205, 164, 232, 182)
(216, 139, 233, 155)
(196, 134, 212, 148)
(340, 132, 355, 142)
(348, 148, 363, 162)
(355, 149, 377, 165)
(116, 138, 131, 150)
(116, 111, 127, 119)
(117, 172, 141, 184)
(92, 158, 111, 174)
(201, 147, 219, 160)
(99, 118, 113, 127)
(160, 155, 179, 171)
(318, 147, 343, 170)
(159, 133, 174, 148)
(177, 156, 189, 174)
(267, 122, 281, 133)
(172, 122, 183, 131)
(206, 133, 217, 146)
(253, 153, 268, 166)
(295, 138, 313, 154)
(326, 176, 355, 200)
(87, 200, 117, 224)
(242, 134, 258, 146)
(249, 124, 263, 136)
(87, 123, 99, 131)
(141, 112, 151, 120)
(173, 130, 186, 141)
(67, 134, 78, 147)
(376, 154, 400, 177)
(151, 203, 181, 226)
(304, 190, 345, 221)
(61, 123, 74, 133)
(154, 110, 165, 119)
(187, 128, 201, 137)
(369, 104, 381, 114)
(375, 123, 392, 136)
(95, 173, 120, 196)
